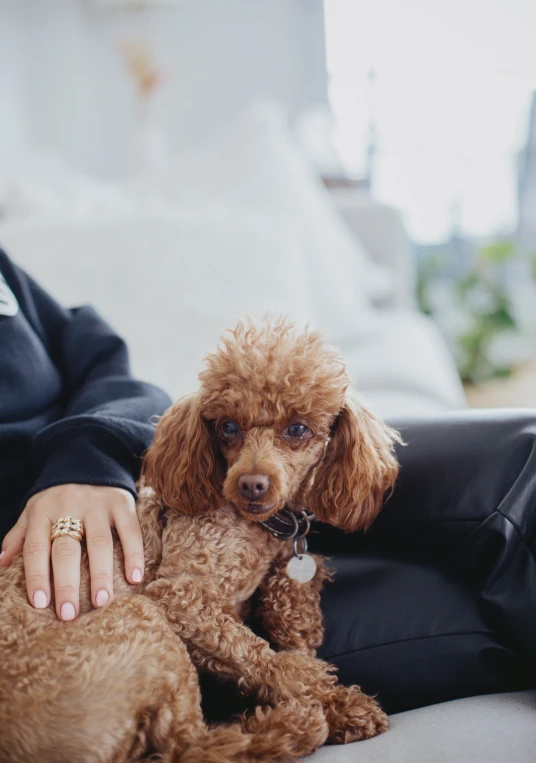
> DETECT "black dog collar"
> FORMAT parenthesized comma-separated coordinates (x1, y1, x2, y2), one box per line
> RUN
(260, 508, 315, 541)
(158, 502, 315, 543)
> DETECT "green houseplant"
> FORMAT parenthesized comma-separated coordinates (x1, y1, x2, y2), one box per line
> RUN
(418, 240, 536, 385)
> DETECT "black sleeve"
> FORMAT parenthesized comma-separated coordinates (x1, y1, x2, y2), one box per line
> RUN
(0, 251, 172, 501)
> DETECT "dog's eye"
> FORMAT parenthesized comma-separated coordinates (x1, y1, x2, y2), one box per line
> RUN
(286, 422, 309, 438)
(221, 420, 240, 436)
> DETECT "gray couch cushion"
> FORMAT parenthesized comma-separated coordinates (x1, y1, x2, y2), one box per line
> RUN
(304, 691, 536, 762)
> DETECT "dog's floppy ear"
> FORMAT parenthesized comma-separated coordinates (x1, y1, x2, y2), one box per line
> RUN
(307, 393, 400, 532)
(142, 394, 224, 514)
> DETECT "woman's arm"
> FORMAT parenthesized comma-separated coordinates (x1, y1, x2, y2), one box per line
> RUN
(0, 250, 172, 619)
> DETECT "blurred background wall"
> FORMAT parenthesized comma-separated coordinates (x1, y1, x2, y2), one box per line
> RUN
(0, 0, 328, 179)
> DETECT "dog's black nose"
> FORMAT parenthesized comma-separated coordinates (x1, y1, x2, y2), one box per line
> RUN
(238, 474, 270, 501)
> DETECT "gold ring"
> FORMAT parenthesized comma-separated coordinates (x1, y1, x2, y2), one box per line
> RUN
(51, 516, 84, 543)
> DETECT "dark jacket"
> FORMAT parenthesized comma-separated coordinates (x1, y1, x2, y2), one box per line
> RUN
(0, 249, 172, 538)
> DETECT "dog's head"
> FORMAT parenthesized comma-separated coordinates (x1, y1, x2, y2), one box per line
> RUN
(143, 318, 400, 532)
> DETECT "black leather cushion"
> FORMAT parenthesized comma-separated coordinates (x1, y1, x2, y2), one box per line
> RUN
(317, 552, 529, 714)
(308, 411, 536, 712)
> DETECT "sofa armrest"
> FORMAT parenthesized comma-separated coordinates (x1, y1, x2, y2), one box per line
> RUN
(329, 189, 417, 310)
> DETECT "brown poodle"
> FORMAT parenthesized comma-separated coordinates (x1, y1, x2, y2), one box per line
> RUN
(0, 318, 400, 763)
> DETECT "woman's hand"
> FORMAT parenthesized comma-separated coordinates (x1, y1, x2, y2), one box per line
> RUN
(0, 485, 144, 621)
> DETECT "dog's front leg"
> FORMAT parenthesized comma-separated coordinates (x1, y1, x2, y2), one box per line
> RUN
(257, 554, 331, 654)
(256, 557, 389, 743)
(146, 573, 337, 757)
(147, 573, 387, 744)
(147, 574, 332, 702)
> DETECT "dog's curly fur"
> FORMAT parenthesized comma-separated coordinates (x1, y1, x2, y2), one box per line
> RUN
(0, 318, 400, 763)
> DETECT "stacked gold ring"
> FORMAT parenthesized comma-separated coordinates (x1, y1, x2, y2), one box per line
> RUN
(51, 516, 84, 543)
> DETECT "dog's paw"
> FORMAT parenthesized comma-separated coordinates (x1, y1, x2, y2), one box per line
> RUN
(324, 685, 389, 744)
(242, 699, 329, 759)
(262, 650, 336, 704)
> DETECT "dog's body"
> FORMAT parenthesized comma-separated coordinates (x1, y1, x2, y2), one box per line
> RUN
(0, 320, 399, 763)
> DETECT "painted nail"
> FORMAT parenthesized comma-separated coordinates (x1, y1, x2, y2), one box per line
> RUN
(60, 602, 76, 621)
(33, 590, 47, 609)
(96, 589, 109, 607)
(131, 568, 142, 583)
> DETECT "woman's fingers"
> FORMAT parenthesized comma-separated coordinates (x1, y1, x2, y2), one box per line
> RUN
(11, 485, 144, 620)
(22, 508, 52, 610)
(85, 514, 114, 609)
(51, 533, 81, 621)
(113, 494, 144, 585)
(0, 509, 28, 566)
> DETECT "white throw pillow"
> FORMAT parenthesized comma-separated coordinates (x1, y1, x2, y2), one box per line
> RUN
(2, 154, 135, 219)
(0, 211, 310, 398)
(3, 105, 391, 347)
(132, 104, 390, 343)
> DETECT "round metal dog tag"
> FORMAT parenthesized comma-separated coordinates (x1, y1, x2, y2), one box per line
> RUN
(286, 554, 317, 583)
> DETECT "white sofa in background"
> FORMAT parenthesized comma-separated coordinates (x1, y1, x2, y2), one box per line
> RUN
(0, 106, 465, 420)
(0, 201, 464, 421)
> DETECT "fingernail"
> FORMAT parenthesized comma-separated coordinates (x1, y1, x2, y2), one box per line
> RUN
(131, 568, 142, 583)
(33, 590, 47, 609)
(60, 602, 76, 621)
(96, 589, 109, 607)
(0, 551, 5, 562)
